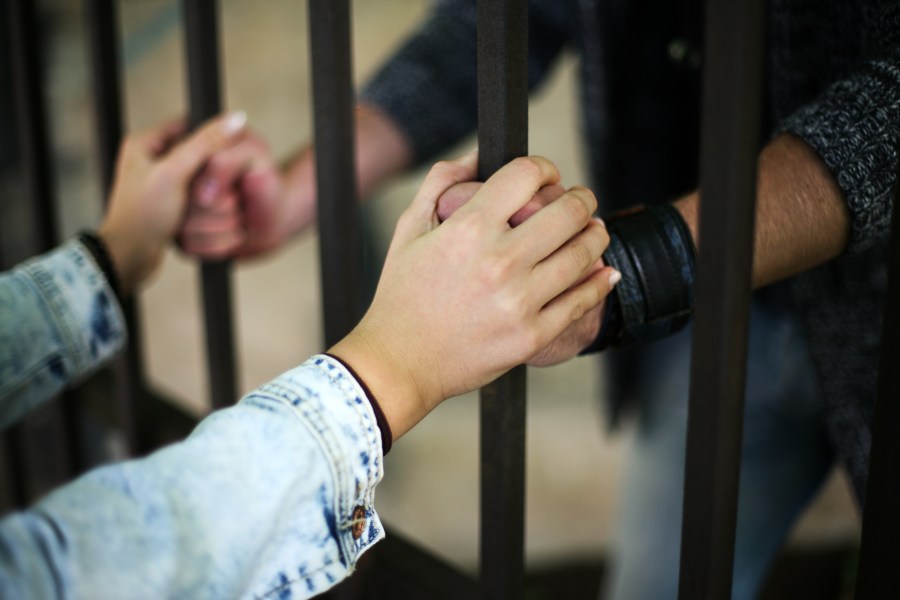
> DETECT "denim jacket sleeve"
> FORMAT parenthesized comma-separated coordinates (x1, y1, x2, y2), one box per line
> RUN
(0, 355, 385, 599)
(0, 239, 126, 429)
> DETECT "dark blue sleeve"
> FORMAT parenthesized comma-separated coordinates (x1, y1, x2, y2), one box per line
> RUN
(360, 0, 574, 164)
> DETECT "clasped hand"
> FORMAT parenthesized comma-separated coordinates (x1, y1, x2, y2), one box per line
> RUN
(330, 153, 615, 436)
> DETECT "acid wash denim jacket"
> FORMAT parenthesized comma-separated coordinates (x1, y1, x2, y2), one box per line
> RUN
(0, 240, 385, 599)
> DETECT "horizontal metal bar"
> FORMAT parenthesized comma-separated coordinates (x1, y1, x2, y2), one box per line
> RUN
(678, 0, 766, 598)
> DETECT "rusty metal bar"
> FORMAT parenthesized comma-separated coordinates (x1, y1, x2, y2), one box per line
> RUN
(855, 144, 900, 597)
(84, 0, 141, 454)
(476, 1, 528, 598)
(677, 0, 765, 598)
(181, 0, 239, 409)
(308, 0, 363, 347)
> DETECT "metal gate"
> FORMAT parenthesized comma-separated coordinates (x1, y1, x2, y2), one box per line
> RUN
(0, 1, 897, 598)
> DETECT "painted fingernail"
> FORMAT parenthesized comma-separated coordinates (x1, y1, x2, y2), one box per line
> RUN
(223, 110, 247, 134)
(608, 269, 622, 286)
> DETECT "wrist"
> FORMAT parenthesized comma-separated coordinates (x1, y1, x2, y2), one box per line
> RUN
(281, 151, 318, 236)
(328, 322, 436, 440)
(582, 203, 696, 351)
(79, 229, 125, 299)
(95, 222, 155, 296)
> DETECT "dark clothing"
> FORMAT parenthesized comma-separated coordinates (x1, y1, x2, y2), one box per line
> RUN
(362, 0, 900, 500)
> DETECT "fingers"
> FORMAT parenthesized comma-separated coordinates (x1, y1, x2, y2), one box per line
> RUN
(436, 181, 481, 222)
(508, 183, 566, 227)
(130, 117, 188, 158)
(162, 110, 248, 182)
(436, 182, 566, 226)
(509, 185, 598, 265)
(192, 134, 274, 208)
(535, 265, 619, 351)
(179, 191, 245, 258)
(531, 218, 609, 306)
(454, 156, 560, 225)
(396, 151, 479, 240)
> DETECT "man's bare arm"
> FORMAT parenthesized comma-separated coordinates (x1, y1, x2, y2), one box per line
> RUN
(674, 133, 851, 289)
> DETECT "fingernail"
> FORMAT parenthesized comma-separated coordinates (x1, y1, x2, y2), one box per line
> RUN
(594, 217, 606, 228)
(223, 110, 247, 134)
(608, 269, 622, 286)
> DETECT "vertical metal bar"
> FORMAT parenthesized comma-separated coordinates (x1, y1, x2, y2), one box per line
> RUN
(855, 146, 900, 597)
(85, 0, 140, 454)
(308, 0, 363, 347)
(181, 0, 239, 409)
(6, 0, 80, 490)
(476, 1, 528, 598)
(8, 0, 55, 255)
(677, 1, 765, 598)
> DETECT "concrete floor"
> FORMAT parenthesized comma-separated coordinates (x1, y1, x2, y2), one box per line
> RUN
(37, 0, 859, 578)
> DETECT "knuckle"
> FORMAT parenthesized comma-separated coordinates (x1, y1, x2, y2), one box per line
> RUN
(520, 327, 545, 358)
(428, 160, 454, 179)
(595, 222, 610, 249)
(569, 242, 594, 273)
(509, 156, 543, 181)
(480, 253, 513, 287)
(425, 160, 462, 190)
(563, 193, 591, 225)
(569, 295, 588, 323)
(570, 186, 598, 214)
(453, 213, 486, 244)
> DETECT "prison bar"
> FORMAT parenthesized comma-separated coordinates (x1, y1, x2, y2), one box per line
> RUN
(476, 1, 529, 598)
(181, 0, 240, 409)
(4, 0, 81, 499)
(855, 145, 900, 596)
(678, 0, 765, 598)
(84, 0, 141, 454)
(308, 0, 364, 346)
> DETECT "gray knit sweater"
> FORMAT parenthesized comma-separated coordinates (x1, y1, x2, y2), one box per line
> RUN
(362, 0, 900, 501)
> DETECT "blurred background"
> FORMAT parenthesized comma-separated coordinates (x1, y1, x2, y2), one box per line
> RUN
(0, 0, 861, 595)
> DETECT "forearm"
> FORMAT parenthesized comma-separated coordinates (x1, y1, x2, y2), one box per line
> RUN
(672, 133, 850, 289)
(0, 356, 383, 599)
(282, 104, 415, 198)
(280, 103, 414, 233)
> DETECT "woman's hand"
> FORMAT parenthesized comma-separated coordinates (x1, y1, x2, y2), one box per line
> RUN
(98, 111, 248, 294)
(329, 153, 618, 437)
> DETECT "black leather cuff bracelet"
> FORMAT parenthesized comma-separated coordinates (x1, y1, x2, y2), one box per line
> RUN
(77, 230, 122, 301)
(582, 203, 696, 352)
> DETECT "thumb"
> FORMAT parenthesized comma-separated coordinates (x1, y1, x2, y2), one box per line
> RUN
(395, 150, 479, 243)
(163, 110, 248, 182)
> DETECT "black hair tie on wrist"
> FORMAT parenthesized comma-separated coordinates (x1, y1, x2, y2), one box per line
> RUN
(77, 231, 122, 302)
(582, 203, 697, 353)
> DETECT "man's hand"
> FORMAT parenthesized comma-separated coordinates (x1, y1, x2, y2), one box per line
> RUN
(436, 178, 618, 367)
(178, 129, 314, 259)
(329, 154, 615, 437)
(179, 103, 414, 261)
(98, 111, 248, 294)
